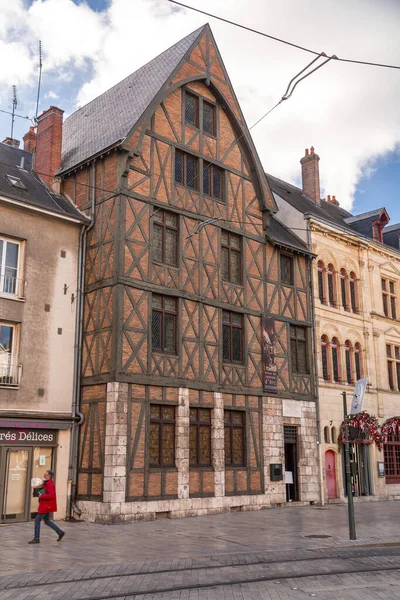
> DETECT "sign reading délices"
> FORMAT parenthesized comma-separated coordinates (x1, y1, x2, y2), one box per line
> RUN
(0, 428, 57, 446)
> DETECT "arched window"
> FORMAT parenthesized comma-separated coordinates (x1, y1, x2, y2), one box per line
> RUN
(324, 426, 330, 443)
(327, 264, 335, 307)
(355, 343, 362, 381)
(349, 272, 357, 312)
(317, 261, 325, 304)
(331, 427, 337, 443)
(321, 335, 330, 380)
(345, 340, 353, 384)
(340, 269, 348, 310)
(331, 337, 340, 382)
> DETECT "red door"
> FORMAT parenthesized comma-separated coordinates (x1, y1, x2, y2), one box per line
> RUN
(325, 450, 337, 499)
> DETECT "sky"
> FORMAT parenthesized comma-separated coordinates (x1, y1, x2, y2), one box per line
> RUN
(0, 0, 399, 221)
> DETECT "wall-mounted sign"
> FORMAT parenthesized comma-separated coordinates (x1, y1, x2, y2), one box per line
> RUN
(377, 461, 385, 478)
(350, 378, 368, 414)
(0, 429, 57, 446)
(262, 317, 278, 392)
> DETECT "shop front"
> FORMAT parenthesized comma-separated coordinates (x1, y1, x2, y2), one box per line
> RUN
(0, 425, 60, 523)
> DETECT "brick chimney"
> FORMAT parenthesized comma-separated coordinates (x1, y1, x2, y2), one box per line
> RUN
(2, 137, 20, 148)
(34, 106, 64, 189)
(326, 194, 339, 206)
(300, 146, 321, 205)
(23, 126, 37, 153)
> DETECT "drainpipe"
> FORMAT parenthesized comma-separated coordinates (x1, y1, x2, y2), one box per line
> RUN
(67, 161, 96, 519)
(307, 219, 325, 506)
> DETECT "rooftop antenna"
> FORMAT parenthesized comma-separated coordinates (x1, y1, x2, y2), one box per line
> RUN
(10, 85, 18, 139)
(35, 40, 43, 124)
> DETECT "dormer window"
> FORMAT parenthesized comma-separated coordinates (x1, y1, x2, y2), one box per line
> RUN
(6, 175, 26, 190)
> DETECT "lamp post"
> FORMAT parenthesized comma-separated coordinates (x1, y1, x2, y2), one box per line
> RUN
(342, 391, 356, 540)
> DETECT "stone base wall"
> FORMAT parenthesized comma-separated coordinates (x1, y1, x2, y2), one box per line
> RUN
(77, 383, 320, 523)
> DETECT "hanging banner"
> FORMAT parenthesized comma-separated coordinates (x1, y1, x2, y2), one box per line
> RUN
(350, 378, 368, 414)
(262, 317, 278, 392)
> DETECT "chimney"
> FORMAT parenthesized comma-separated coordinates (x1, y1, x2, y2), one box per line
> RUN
(327, 194, 339, 206)
(35, 106, 64, 189)
(300, 146, 321, 205)
(2, 137, 20, 148)
(23, 126, 37, 153)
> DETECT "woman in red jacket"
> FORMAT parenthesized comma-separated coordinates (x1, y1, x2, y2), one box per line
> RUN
(28, 470, 65, 544)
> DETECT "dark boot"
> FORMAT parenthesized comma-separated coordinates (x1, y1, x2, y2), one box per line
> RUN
(57, 532, 65, 542)
(28, 539, 40, 544)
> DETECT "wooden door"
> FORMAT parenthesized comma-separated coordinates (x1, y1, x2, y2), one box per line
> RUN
(325, 449, 337, 499)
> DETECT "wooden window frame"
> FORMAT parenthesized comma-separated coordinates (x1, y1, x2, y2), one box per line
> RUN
(184, 91, 199, 128)
(0, 236, 21, 297)
(222, 310, 244, 365)
(224, 409, 246, 467)
(290, 325, 310, 375)
(280, 253, 294, 286)
(184, 90, 217, 137)
(152, 208, 179, 267)
(221, 230, 242, 285)
(382, 278, 397, 319)
(189, 407, 212, 467)
(149, 404, 176, 468)
(384, 431, 400, 484)
(203, 161, 224, 201)
(151, 295, 178, 355)
(387, 344, 400, 391)
(175, 150, 199, 191)
(202, 100, 216, 137)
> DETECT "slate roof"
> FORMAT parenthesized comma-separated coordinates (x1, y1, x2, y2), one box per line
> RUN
(60, 26, 206, 174)
(344, 209, 385, 224)
(268, 215, 310, 254)
(383, 224, 400, 249)
(0, 142, 87, 221)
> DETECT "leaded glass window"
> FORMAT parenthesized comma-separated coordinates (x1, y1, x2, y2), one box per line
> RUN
(152, 294, 177, 354)
(149, 405, 175, 468)
(189, 408, 212, 467)
(327, 264, 335, 307)
(321, 336, 329, 380)
(280, 254, 294, 285)
(203, 162, 224, 200)
(355, 343, 361, 380)
(317, 261, 325, 304)
(349, 272, 357, 312)
(222, 310, 243, 364)
(221, 230, 242, 284)
(174, 150, 199, 191)
(382, 278, 396, 319)
(185, 92, 199, 127)
(290, 325, 309, 374)
(203, 101, 216, 135)
(224, 410, 245, 466)
(384, 430, 400, 484)
(340, 269, 348, 310)
(331, 337, 339, 382)
(152, 209, 178, 266)
(345, 340, 352, 384)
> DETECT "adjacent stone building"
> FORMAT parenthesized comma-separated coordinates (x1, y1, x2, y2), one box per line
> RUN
(51, 25, 320, 523)
(271, 148, 400, 503)
(0, 129, 86, 524)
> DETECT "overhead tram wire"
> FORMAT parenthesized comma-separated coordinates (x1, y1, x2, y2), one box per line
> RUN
(168, 0, 400, 71)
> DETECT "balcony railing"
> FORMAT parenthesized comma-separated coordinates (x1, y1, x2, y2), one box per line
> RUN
(0, 362, 21, 386)
(0, 275, 24, 297)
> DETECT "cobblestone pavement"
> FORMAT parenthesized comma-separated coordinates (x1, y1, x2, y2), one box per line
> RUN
(1, 501, 400, 599)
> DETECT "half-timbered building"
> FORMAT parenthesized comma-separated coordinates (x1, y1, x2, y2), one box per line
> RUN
(56, 25, 319, 522)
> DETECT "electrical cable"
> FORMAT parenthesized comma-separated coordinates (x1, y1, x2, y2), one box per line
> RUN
(168, 0, 400, 71)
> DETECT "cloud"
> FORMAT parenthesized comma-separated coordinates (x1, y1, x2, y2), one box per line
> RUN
(0, 0, 399, 210)
(44, 90, 59, 99)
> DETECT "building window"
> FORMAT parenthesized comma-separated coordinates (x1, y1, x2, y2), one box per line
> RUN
(340, 269, 348, 310)
(152, 209, 178, 266)
(175, 150, 199, 191)
(349, 272, 357, 312)
(331, 337, 340, 382)
(224, 410, 245, 466)
(222, 310, 244, 364)
(355, 343, 362, 381)
(317, 261, 325, 304)
(203, 101, 216, 136)
(382, 278, 396, 319)
(280, 254, 294, 285)
(152, 295, 177, 354)
(290, 325, 309, 374)
(189, 408, 212, 467)
(331, 427, 337, 443)
(321, 335, 329, 381)
(387, 344, 400, 391)
(184, 92, 199, 128)
(149, 405, 175, 468)
(345, 340, 353, 384)
(203, 162, 224, 200)
(0, 323, 18, 385)
(324, 426, 330, 443)
(221, 231, 242, 284)
(0, 237, 20, 295)
(327, 264, 335, 307)
(384, 430, 400, 484)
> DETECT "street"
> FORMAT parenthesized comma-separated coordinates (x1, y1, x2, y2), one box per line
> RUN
(1, 501, 400, 599)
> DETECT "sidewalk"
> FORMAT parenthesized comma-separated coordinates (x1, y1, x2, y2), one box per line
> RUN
(1, 501, 399, 577)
